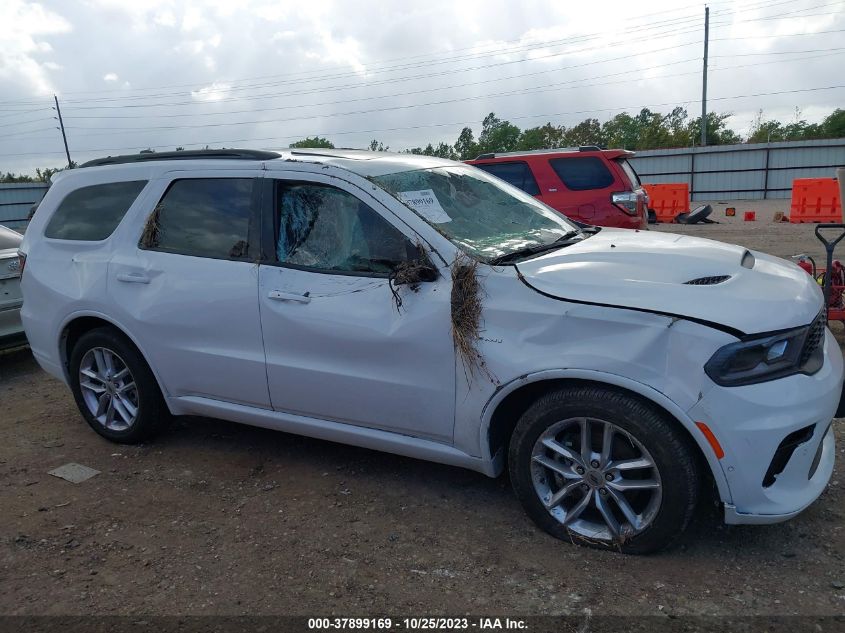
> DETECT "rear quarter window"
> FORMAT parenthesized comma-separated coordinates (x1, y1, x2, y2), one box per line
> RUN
(44, 180, 147, 241)
(617, 159, 641, 187)
(474, 161, 540, 196)
(549, 157, 614, 191)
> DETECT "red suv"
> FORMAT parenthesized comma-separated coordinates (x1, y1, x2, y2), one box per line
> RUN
(466, 147, 648, 229)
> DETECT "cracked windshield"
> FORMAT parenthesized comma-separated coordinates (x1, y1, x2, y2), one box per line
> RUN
(373, 165, 579, 260)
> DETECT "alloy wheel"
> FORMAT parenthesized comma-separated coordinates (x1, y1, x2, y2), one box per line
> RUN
(78, 347, 139, 431)
(530, 417, 662, 543)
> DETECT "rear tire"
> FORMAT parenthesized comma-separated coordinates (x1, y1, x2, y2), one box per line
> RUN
(68, 327, 169, 443)
(508, 385, 699, 554)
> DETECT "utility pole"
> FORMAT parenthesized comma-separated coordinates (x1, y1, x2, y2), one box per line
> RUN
(53, 95, 72, 168)
(701, 6, 710, 146)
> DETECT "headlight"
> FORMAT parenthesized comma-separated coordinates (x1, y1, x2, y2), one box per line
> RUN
(704, 322, 822, 387)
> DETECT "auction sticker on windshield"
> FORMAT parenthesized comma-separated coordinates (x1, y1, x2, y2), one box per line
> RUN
(396, 189, 451, 223)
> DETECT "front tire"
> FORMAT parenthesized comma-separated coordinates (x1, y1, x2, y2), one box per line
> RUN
(69, 327, 169, 443)
(508, 385, 699, 554)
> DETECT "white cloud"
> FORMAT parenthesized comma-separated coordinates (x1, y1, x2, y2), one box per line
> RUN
(190, 81, 231, 102)
(271, 30, 297, 41)
(181, 6, 203, 32)
(103, 72, 118, 81)
(154, 10, 176, 27)
(0, 0, 71, 95)
(303, 31, 367, 75)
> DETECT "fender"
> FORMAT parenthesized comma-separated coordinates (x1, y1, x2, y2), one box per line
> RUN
(479, 368, 733, 504)
(57, 309, 172, 399)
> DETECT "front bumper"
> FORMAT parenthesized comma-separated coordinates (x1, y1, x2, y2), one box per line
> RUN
(688, 328, 841, 524)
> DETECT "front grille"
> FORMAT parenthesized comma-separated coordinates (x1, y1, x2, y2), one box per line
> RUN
(763, 424, 815, 487)
(799, 312, 826, 369)
(684, 275, 731, 286)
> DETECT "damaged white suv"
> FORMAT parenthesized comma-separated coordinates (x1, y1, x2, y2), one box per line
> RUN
(19, 149, 841, 553)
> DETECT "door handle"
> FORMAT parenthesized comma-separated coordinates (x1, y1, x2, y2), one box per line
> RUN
(116, 272, 150, 284)
(268, 290, 311, 304)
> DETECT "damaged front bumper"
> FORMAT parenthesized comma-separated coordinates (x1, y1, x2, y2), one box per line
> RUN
(688, 328, 842, 525)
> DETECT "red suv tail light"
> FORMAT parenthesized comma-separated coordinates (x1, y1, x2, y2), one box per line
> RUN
(611, 191, 640, 215)
(17, 251, 26, 277)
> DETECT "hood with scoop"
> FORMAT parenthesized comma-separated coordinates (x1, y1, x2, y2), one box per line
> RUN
(515, 229, 823, 336)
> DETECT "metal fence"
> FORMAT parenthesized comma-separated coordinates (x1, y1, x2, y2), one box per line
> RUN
(0, 182, 49, 232)
(628, 137, 845, 201)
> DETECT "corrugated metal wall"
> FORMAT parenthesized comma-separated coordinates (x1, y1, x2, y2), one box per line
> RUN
(0, 182, 48, 232)
(629, 137, 845, 201)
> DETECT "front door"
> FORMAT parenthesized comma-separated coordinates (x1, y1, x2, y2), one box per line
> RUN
(257, 174, 456, 442)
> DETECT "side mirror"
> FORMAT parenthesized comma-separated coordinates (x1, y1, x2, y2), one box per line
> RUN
(392, 259, 439, 286)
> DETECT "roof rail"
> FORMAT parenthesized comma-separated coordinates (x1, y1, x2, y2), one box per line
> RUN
(79, 149, 281, 168)
(472, 146, 610, 160)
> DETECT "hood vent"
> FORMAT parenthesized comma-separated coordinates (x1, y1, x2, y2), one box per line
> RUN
(684, 275, 731, 286)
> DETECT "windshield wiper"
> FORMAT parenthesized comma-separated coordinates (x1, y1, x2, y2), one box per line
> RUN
(489, 230, 581, 266)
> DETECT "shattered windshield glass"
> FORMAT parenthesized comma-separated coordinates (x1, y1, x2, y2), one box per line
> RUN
(371, 165, 578, 260)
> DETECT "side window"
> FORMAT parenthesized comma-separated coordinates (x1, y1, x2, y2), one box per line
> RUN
(44, 180, 147, 240)
(474, 162, 540, 195)
(143, 178, 253, 260)
(549, 157, 614, 191)
(275, 182, 413, 275)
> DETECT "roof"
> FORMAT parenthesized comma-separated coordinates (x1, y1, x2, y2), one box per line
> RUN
(468, 147, 635, 161)
(79, 149, 281, 168)
(72, 148, 460, 179)
(282, 148, 457, 177)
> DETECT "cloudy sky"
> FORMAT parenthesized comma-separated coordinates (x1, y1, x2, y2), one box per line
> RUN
(1, 0, 843, 174)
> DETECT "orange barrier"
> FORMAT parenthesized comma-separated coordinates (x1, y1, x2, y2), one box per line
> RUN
(643, 183, 690, 222)
(789, 178, 842, 224)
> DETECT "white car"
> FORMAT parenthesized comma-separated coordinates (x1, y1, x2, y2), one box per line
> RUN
(18, 149, 841, 553)
(0, 224, 25, 350)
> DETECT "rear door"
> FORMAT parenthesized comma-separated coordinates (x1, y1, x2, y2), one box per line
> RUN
(544, 155, 617, 223)
(109, 169, 271, 408)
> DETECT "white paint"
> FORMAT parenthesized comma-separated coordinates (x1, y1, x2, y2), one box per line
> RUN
(18, 151, 842, 531)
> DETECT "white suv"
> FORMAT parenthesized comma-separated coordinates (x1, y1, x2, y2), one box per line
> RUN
(19, 149, 841, 553)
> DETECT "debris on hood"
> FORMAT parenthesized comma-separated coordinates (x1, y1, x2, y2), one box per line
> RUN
(451, 252, 496, 384)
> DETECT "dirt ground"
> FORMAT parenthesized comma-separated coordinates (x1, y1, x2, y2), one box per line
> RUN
(2, 205, 845, 618)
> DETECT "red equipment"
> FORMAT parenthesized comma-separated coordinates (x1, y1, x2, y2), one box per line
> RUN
(794, 224, 845, 322)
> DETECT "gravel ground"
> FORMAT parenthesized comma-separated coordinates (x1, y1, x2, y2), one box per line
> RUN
(1, 210, 844, 617)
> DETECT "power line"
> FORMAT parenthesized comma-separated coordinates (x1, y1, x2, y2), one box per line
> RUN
(63, 55, 703, 121)
(60, 44, 844, 124)
(4, 83, 843, 160)
(10, 82, 839, 147)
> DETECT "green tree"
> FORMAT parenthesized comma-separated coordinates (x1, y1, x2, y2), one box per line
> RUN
(688, 112, 740, 145)
(1, 164, 74, 183)
(368, 139, 389, 151)
(453, 126, 478, 160)
(516, 123, 565, 150)
(289, 136, 335, 148)
(562, 118, 605, 147)
(476, 112, 521, 155)
(822, 109, 845, 137)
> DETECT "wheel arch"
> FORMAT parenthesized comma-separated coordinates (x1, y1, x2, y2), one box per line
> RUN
(480, 369, 731, 504)
(58, 311, 170, 399)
